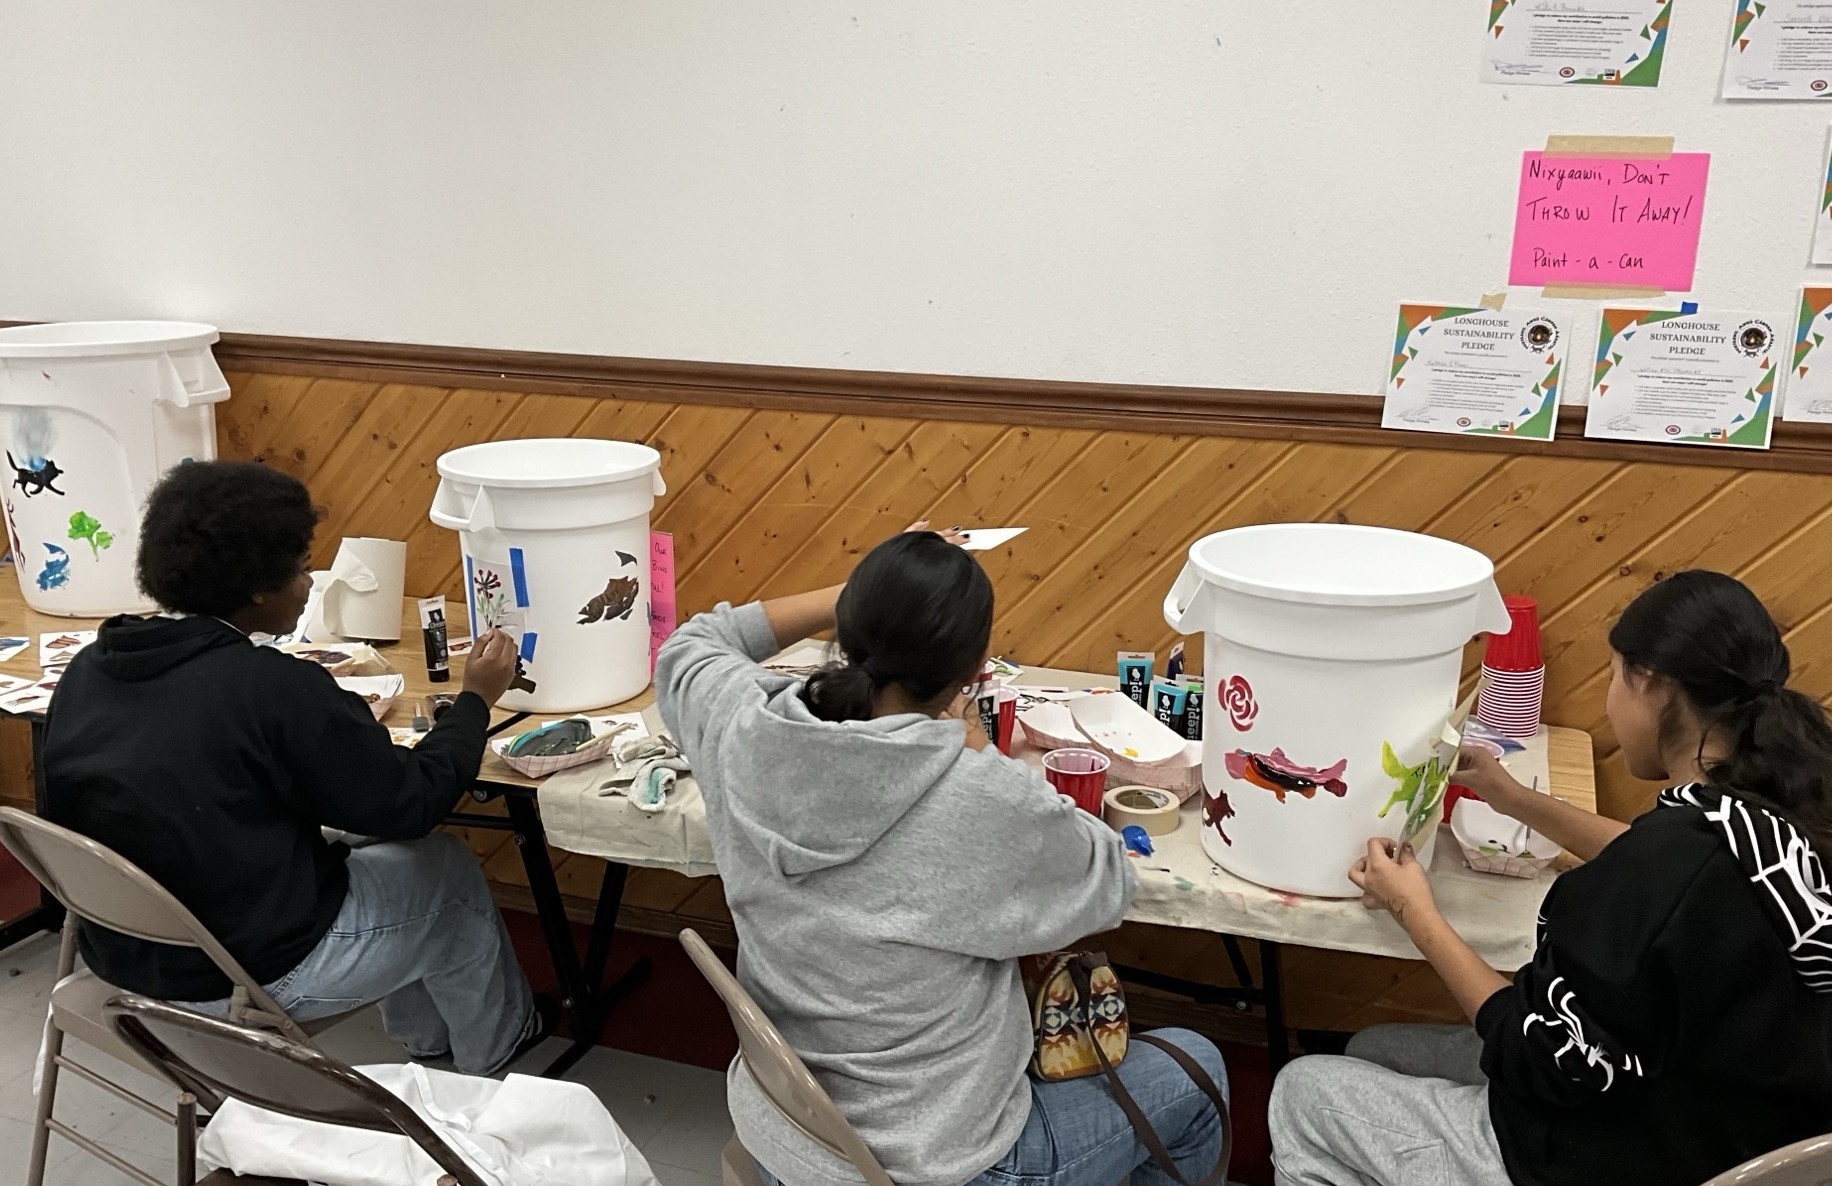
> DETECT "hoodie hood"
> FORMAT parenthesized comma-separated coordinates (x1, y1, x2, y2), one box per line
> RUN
(1660, 784, 1832, 993)
(719, 680, 968, 877)
(90, 614, 247, 683)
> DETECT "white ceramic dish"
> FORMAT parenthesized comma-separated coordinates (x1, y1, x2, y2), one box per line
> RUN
(1069, 692, 1186, 766)
(335, 673, 406, 721)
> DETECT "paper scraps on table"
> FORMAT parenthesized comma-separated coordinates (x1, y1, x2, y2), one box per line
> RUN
(959, 527, 1027, 551)
(763, 642, 832, 678)
(0, 669, 62, 716)
(449, 636, 475, 657)
(0, 636, 29, 664)
(38, 630, 95, 668)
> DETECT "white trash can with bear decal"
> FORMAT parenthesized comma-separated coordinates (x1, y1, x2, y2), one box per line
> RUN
(0, 322, 228, 617)
(430, 439, 666, 714)
(1163, 524, 1511, 897)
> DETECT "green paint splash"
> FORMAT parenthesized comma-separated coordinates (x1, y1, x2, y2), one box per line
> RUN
(67, 511, 113, 559)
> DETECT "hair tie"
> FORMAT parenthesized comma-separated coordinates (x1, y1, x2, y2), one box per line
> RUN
(1737, 678, 1783, 706)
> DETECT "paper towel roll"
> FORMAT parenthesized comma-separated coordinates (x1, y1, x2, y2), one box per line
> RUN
(320, 537, 407, 641)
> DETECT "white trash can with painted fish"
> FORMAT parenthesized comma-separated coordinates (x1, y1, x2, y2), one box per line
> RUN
(0, 322, 228, 617)
(1163, 524, 1510, 897)
(429, 439, 665, 714)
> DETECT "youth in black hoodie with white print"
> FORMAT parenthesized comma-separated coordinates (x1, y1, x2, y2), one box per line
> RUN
(1479, 783, 1832, 1186)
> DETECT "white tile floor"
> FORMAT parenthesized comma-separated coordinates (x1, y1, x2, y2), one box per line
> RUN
(0, 931, 734, 1185)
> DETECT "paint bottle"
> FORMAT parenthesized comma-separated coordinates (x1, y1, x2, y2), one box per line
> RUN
(1118, 651, 1154, 709)
(1182, 675, 1205, 741)
(1150, 677, 1187, 735)
(1165, 641, 1185, 685)
(419, 596, 450, 683)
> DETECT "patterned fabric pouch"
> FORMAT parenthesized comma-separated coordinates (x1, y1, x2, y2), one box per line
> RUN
(1020, 951, 1232, 1186)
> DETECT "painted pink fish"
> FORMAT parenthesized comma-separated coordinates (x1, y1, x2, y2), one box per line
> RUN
(1224, 748, 1349, 803)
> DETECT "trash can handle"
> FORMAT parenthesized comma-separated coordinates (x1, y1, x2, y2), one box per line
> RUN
(428, 483, 496, 534)
(1164, 561, 1203, 635)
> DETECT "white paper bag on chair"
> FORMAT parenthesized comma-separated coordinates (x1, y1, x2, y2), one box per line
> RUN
(197, 1063, 658, 1186)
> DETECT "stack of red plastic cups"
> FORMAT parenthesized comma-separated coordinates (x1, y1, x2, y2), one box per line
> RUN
(1476, 595, 1543, 739)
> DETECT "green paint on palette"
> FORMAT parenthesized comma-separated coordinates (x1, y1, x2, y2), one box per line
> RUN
(1174, 877, 1194, 892)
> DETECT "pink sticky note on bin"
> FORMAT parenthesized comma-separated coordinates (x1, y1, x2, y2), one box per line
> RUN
(649, 530, 676, 672)
(1508, 152, 1709, 292)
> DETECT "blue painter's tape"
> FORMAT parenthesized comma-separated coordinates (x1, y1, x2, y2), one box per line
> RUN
(463, 555, 476, 624)
(1680, 301, 1698, 315)
(509, 548, 530, 608)
(519, 631, 538, 662)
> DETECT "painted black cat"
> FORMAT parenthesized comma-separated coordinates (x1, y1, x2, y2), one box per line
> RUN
(7, 453, 65, 498)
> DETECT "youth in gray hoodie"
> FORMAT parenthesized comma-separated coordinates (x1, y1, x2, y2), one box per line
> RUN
(655, 588, 1136, 1186)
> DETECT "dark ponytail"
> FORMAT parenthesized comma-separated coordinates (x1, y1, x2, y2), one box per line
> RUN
(1609, 570, 1832, 857)
(801, 532, 994, 723)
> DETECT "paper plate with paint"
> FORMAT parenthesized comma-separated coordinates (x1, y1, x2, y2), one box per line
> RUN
(334, 673, 406, 721)
(1070, 692, 1185, 766)
(1016, 701, 1087, 751)
(1450, 794, 1555, 879)
(491, 714, 643, 777)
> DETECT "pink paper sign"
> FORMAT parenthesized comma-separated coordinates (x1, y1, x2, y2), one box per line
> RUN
(1507, 152, 1709, 291)
(648, 530, 676, 672)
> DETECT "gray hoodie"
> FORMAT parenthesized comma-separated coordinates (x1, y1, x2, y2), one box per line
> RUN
(655, 603, 1136, 1186)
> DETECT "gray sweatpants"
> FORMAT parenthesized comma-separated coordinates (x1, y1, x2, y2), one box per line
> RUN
(1269, 1024, 1513, 1186)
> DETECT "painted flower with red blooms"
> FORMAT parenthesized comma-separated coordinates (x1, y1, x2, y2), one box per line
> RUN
(1222, 674, 1257, 731)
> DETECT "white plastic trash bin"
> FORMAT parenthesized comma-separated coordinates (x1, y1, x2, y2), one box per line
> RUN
(430, 439, 666, 713)
(1163, 524, 1511, 898)
(0, 321, 228, 617)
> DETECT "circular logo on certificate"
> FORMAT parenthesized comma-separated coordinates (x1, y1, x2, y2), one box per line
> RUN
(1665, 425, 1682, 436)
(1815, 79, 1829, 92)
(1456, 416, 1472, 428)
(1520, 317, 1559, 353)
(1559, 66, 1576, 78)
(1735, 319, 1774, 358)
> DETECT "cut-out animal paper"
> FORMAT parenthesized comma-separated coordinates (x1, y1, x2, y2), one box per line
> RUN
(35, 544, 68, 592)
(9, 453, 65, 498)
(1377, 741, 1453, 849)
(1224, 748, 1349, 803)
(579, 575, 641, 624)
(1202, 785, 1236, 846)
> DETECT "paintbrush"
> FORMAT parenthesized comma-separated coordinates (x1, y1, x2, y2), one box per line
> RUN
(412, 700, 430, 733)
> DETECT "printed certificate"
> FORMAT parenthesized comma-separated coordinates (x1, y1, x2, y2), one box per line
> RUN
(1586, 308, 1779, 449)
(1724, 1, 1832, 99)
(1786, 287, 1832, 422)
(1484, 0, 1671, 87)
(1384, 304, 1565, 440)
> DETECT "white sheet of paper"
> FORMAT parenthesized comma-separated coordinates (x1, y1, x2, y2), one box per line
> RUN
(1585, 308, 1780, 449)
(0, 637, 28, 665)
(959, 527, 1027, 551)
(38, 630, 95, 668)
(1723, 2, 1832, 99)
(1383, 305, 1565, 440)
(1483, 0, 1670, 87)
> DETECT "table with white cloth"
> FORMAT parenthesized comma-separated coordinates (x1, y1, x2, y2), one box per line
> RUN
(535, 649, 1598, 1069)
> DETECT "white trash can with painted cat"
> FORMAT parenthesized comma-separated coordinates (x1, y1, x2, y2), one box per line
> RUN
(0, 322, 228, 617)
(430, 439, 666, 713)
(1164, 524, 1511, 898)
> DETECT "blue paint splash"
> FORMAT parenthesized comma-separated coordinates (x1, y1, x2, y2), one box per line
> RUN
(36, 544, 68, 591)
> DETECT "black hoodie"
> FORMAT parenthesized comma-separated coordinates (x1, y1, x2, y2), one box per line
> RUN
(1479, 783, 1832, 1186)
(40, 614, 491, 1001)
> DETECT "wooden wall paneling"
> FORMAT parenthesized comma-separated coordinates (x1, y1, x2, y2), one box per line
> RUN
(745, 421, 1010, 603)
(676, 415, 920, 612)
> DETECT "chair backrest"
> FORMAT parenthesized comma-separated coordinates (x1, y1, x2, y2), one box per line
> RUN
(678, 929, 895, 1186)
(1700, 1134, 1832, 1185)
(0, 808, 302, 1036)
(106, 994, 488, 1186)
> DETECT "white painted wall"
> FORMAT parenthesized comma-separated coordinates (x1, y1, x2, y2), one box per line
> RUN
(0, 1, 1824, 395)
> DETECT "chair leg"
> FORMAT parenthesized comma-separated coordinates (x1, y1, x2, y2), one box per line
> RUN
(27, 921, 79, 1186)
(176, 1093, 197, 1186)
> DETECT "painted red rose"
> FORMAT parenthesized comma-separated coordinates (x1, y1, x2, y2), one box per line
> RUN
(1222, 674, 1257, 731)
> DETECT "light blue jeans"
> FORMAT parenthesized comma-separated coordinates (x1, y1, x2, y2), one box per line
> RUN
(759, 1028, 1228, 1186)
(183, 833, 534, 1076)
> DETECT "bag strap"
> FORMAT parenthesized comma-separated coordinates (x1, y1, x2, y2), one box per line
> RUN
(1066, 957, 1231, 1186)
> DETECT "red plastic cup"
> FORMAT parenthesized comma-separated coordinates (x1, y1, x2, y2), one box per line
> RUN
(1044, 748, 1111, 815)
(995, 686, 1018, 756)
(1484, 596, 1542, 672)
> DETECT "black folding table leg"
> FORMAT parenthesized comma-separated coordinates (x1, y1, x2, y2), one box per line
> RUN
(580, 859, 651, 1021)
(1262, 939, 1290, 1074)
(502, 792, 595, 1077)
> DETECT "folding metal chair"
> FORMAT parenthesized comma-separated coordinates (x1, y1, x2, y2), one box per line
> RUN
(0, 807, 356, 1186)
(678, 928, 895, 1186)
(108, 994, 481, 1186)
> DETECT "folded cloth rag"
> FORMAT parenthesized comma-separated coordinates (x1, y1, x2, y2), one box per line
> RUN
(597, 735, 692, 812)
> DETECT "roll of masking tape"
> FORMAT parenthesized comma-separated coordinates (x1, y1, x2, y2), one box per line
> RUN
(1102, 785, 1180, 836)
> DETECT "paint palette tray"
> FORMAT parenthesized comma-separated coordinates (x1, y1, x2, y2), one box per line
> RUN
(491, 714, 645, 778)
(334, 673, 405, 721)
